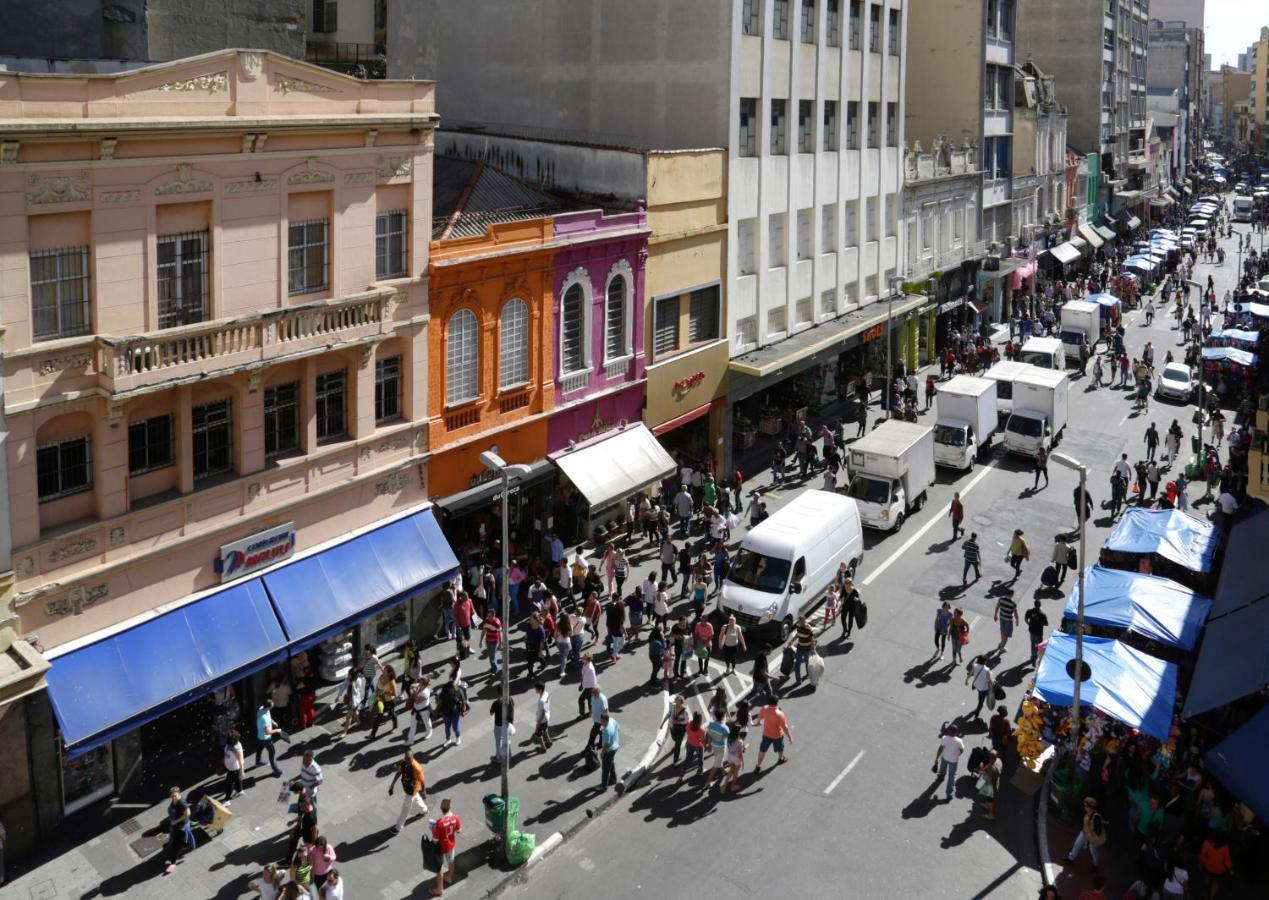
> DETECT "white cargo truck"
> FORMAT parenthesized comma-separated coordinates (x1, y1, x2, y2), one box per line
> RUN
(981, 360, 1035, 427)
(1018, 336, 1066, 370)
(1059, 300, 1101, 361)
(933, 375, 997, 470)
(847, 421, 936, 532)
(1004, 368, 1071, 456)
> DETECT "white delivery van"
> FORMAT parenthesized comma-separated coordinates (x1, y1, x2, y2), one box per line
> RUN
(981, 360, 1035, 427)
(847, 420, 936, 532)
(1059, 300, 1101, 361)
(720, 490, 864, 640)
(1233, 196, 1255, 223)
(1004, 368, 1071, 456)
(1018, 336, 1066, 370)
(933, 375, 997, 470)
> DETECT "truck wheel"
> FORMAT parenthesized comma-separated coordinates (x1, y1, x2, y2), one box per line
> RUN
(894, 512, 905, 531)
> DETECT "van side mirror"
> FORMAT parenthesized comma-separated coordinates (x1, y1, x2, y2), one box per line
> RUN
(791, 582, 803, 594)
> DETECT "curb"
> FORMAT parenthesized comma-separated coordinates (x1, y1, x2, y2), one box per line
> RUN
(1036, 758, 1059, 886)
(618, 689, 672, 795)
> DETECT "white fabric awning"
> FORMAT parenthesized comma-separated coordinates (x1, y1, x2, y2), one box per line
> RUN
(1048, 242, 1081, 265)
(1078, 223, 1104, 248)
(1126, 216, 1142, 230)
(550, 423, 676, 513)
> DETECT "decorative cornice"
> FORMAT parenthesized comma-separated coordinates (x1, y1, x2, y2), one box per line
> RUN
(239, 52, 264, 82)
(98, 189, 141, 203)
(39, 352, 92, 375)
(344, 170, 375, 185)
(225, 177, 277, 194)
(605, 257, 634, 288)
(48, 536, 97, 563)
(1, 140, 18, 164)
(376, 156, 413, 180)
(99, 137, 117, 161)
(27, 171, 90, 205)
(288, 156, 335, 185)
(155, 71, 228, 93)
(503, 274, 531, 300)
(275, 74, 339, 94)
(155, 162, 212, 196)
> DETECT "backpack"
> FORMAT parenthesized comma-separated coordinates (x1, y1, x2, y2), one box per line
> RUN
(1089, 812, 1107, 846)
(854, 600, 868, 629)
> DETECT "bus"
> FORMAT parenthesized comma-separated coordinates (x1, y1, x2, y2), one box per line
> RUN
(1233, 196, 1255, 223)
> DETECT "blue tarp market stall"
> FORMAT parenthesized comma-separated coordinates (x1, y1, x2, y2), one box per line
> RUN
(1033, 633, 1179, 740)
(1199, 346, 1258, 367)
(1203, 707, 1269, 823)
(1064, 566, 1212, 654)
(1099, 509, 1221, 592)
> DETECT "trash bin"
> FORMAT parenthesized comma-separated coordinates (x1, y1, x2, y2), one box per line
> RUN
(1191, 435, 1200, 454)
(482, 794, 506, 834)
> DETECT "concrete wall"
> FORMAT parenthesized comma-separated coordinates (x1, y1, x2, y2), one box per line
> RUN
(1147, 0, 1205, 30)
(388, 0, 439, 80)
(1147, 38, 1189, 97)
(903, 0, 983, 150)
(1015, 0, 1104, 157)
(0, 0, 115, 59)
(432, 0, 732, 150)
(146, 0, 305, 62)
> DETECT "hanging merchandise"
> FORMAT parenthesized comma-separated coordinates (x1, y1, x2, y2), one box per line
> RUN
(318, 632, 355, 682)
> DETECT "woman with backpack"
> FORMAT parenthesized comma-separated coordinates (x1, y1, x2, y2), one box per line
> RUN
(1065, 796, 1106, 869)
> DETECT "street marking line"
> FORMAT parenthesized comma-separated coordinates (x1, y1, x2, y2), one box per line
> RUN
(823, 750, 866, 795)
(861, 462, 995, 586)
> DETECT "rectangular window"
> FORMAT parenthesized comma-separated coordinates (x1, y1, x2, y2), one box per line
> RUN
(688, 285, 721, 343)
(998, 67, 1012, 110)
(37, 436, 91, 501)
(843, 202, 857, 248)
(770, 99, 788, 154)
(999, 0, 1013, 40)
(192, 400, 232, 481)
(886, 101, 898, 145)
(888, 8, 899, 55)
(868, 4, 881, 52)
(375, 355, 403, 422)
(801, 0, 816, 43)
(312, 0, 338, 33)
(986, 0, 998, 38)
(921, 210, 934, 251)
(795, 296, 813, 325)
(866, 196, 878, 242)
(737, 218, 758, 275)
(843, 282, 857, 306)
(128, 414, 173, 475)
(375, 210, 408, 279)
(30, 246, 90, 341)
(653, 295, 680, 357)
(798, 100, 814, 153)
(796, 208, 812, 260)
(822, 203, 837, 248)
(823, 100, 839, 150)
(985, 64, 997, 110)
(826, 0, 840, 46)
(157, 230, 209, 329)
(773, 0, 789, 39)
(742, 0, 760, 35)
(315, 369, 346, 443)
(739, 98, 758, 157)
(769, 213, 787, 267)
(821, 288, 837, 315)
(886, 194, 898, 237)
(848, 0, 862, 49)
(867, 101, 880, 148)
(866, 274, 878, 300)
(767, 304, 788, 335)
(736, 315, 758, 347)
(288, 218, 329, 295)
(847, 100, 860, 149)
(264, 382, 300, 458)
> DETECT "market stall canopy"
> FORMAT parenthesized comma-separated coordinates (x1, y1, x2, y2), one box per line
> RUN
(1181, 596, 1269, 717)
(1047, 242, 1081, 265)
(1087, 293, 1121, 308)
(1209, 507, 1269, 619)
(1094, 223, 1117, 241)
(1078, 223, 1104, 248)
(45, 579, 288, 757)
(1200, 346, 1258, 366)
(1103, 508, 1220, 573)
(1033, 633, 1178, 740)
(1064, 565, 1212, 652)
(549, 422, 676, 514)
(1204, 707, 1269, 823)
(1126, 215, 1142, 229)
(1205, 328, 1260, 346)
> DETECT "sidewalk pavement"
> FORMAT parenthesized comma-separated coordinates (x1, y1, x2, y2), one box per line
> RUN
(5, 616, 671, 899)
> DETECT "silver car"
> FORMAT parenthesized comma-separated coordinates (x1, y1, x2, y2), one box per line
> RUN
(1156, 363, 1194, 402)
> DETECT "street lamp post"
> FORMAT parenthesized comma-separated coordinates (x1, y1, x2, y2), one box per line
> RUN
(885, 276, 904, 420)
(479, 451, 532, 813)
(1051, 452, 1088, 763)
(1185, 278, 1205, 465)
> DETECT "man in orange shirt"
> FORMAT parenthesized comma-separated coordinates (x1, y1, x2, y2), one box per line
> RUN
(429, 798, 461, 897)
(388, 750, 427, 834)
(754, 697, 793, 768)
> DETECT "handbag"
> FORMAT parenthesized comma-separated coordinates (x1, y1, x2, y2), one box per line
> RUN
(992, 684, 1006, 702)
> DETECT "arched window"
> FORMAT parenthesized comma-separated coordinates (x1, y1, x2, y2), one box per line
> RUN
(560, 283, 587, 374)
(499, 299, 530, 389)
(445, 308, 478, 405)
(604, 274, 628, 361)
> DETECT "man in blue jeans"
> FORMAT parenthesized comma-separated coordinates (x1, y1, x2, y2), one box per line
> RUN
(932, 724, 965, 801)
(598, 711, 621, 790)
(788, 616, 816, 684)
(255, 699, 285, 777)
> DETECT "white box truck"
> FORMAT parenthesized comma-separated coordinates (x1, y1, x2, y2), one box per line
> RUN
(1004, 368, 1071, 457)
(981, 360, 1034, 427)
(847, 420, 936, 532)
(1059, 300, 1101, 361)
(719, 490, 864, 640)
(1018, 336, 1066, 370)
(933, 375, 997, 470)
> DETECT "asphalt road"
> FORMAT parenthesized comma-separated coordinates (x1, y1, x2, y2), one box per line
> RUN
(504, 211, 1246, 900)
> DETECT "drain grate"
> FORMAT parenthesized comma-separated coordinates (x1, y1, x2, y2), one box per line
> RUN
(129, 834, 165, 858)
(119, 818, 141, 835)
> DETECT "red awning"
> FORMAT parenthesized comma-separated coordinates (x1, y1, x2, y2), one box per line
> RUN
(651, 397, 724, 436)
(968, 298, 989, 315)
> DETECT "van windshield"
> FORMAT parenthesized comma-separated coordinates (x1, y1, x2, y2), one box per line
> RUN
(934, 424, 967, 447)
(1019, 352, 1051, 367)
(1060, 329, 1084, 346)
(995, 381, 1013, 400)
(848, 476, 891, 504)
(1008, 415, 1044, 437)
(727, 549, 791, 594)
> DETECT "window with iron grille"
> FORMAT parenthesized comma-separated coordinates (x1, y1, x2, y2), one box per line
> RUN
(888, 8, 899, 55)
(826, 0, 840, 45)
(128, 414, 173, 475)
(192, 400, 232, 480)
(653, 295, 679, 358)
(446, 308, 478, 405)
(560, 283, 587, 374)
(886, 101, 898, 145)
(867, 101, 879, 148)
(498, 299, 529, 390)
(605, 275, 628, 361)
(770, 99, 788, 154)
(37, 436, 91, 502)
(801, 0, 816, 43)
(798, 100, 814, 153)
(157, 230, 209, 329)
(848, 0, 862, 49)
(265, 382, 301, 458)
(739, 98, 759, 157)
(847, 101, 860, 149)
(375, 355, 403, 421)
(823, 100, 839, 150)
(312, 0, 338, 33)
(288, 218, 329, 295)
(742, 0, 761, 35)
(375, 210, 408, 279)
(315, 370, 346, 442)
(868, 3, 881, 52)
(773, 0, 789, 39)
(30, 246, 90, 341)
(688, 285, 721, 343)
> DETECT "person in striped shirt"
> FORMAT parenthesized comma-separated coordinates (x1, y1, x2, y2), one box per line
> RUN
(994, 589, 1018, 653)
(962, 533, 982, 586)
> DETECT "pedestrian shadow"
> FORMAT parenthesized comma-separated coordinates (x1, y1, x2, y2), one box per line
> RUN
(995, 662, 1032, 689)
(926, 537, 958, 554)
(900, 778, 944, 819)
(952, 716, 989, 736)
(939, 584, 970, 600)
(428, 761, 495, 793)
(628, 775, 721, 827)
(83, 856, 163, 897)
(521, 782, 607, 826)
(903, 658, 955, 688)
(347, 742, 405, 773)
(523, 750, 579, 783)
(336, 824, 397, 861)
(939, 806, 982, 849)
(819, 637, 855, 657)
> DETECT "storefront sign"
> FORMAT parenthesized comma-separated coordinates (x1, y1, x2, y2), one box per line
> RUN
(216, 522, 296, 582)
(860, 324, 885, 342)
(938, 298, 965, 314)
(576, 408, 614, 444)
(672, 371, 707, 397)
(468, 468, 501, 490)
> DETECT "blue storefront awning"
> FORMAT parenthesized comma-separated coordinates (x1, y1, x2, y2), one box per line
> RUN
(46, 579, 287, 758)
(263, 508, 460, 651)
(1209, 508, 1269, 619)
(1103, 508, 1220, 573)
(1064, 566, 1212, 652)
(1182, 597, 1269, 718)
(1205, 707, 1269, 823)
(1034, 633, 1179, 740)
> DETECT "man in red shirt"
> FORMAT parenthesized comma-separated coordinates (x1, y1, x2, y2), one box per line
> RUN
(482, 613, 503, 676)
(429, 798, 461, 896)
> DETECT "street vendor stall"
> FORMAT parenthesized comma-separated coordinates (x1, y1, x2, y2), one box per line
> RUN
(1200, 346, 1259, 409)
(1062, 565, 1212, 660)
(1205, 328, 1260, 350)
(1099, 508, 1221, 593)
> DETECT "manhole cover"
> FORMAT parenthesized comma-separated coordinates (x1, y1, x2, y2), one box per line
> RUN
(119, 818, 141, 835)
(130, 835, 165, 858)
